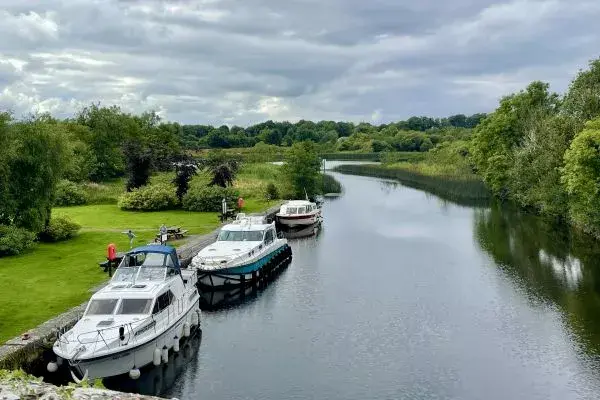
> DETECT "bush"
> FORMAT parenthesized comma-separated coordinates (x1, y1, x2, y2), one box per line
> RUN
(118, 183, 178, 211)
(40, 216, 81, 242)
(264, 182, 279, 200)
(54, 180, 88, 207)
(321, 174, 342, 194)
(0, 225, 36, 256)
(183, 185, 240, 212)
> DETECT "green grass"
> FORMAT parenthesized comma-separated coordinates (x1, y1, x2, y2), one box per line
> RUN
(82, 179, 125, 205)
(54, 205, 221, 234)
(0, 231, 158, 343)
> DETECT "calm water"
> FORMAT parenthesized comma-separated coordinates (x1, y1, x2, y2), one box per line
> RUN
(129, 171, 600, 399)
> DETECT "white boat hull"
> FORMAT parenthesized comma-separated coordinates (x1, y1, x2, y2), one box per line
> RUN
(276, 214, 320, 227)
(64, 300, 200, 380)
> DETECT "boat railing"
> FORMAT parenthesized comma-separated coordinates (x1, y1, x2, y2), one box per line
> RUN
(56, 294, 191, 356)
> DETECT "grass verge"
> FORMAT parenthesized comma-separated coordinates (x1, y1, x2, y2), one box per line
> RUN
(333, 163, 490, 207)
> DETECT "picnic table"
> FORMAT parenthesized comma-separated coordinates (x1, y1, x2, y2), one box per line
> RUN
(156, 226, 188, 242)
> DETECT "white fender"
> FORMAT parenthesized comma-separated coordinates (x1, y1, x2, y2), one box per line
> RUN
(153, 348, 161, 366)
(161, 346, 168, 363)
(173, 336, 180, 352)
(183, 323, 190, 338)
(47, 362, 58, 373)
(129, 368, 141, 380)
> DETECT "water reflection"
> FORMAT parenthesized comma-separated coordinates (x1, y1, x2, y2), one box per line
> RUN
(103, 329, 202, 397)
(474, 201, 600, 356)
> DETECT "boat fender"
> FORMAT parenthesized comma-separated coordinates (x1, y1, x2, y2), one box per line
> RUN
(183, 323, 190, 338)
(191, 310, 199, 326)
(153, 348, 161, 366)
(161, 345, 169, 363)
(56, 356, 63, 366)
(129, 367, 141, 380)
(47, 362, 58, 373)
(173, 336, 180, 352)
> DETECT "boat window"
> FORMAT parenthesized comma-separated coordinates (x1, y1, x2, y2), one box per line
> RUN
(141, 253, 166, 267)
(86, 299, 118, 316)
(117, 299, 152, 315)
(165, 255, 175, 268)
(111, 267, 138, 282)
(297, 207, 306, 214)
(153, 290, 174, 314)
(306, 205, 312, 212)
(136, 267, 166, 282)
(218, 230, 264, 241)
(264, 229, 274, 245)
(287, 207, 297, 215)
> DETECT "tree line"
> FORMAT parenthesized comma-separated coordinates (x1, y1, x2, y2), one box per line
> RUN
(470, 58, 600, 237)
(178, 114, 486, 150)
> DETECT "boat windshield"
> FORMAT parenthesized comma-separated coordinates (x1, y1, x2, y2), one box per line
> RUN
(111, 266, 166, 283)
(218, 230, 264, 241)
(117, 299, 153, 315)
(86, 299, 118, 316)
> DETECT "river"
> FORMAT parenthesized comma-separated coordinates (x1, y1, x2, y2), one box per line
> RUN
(117, 169, 600, 400)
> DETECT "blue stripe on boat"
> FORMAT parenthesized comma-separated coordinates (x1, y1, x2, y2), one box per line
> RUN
(208, 244, 287, 275)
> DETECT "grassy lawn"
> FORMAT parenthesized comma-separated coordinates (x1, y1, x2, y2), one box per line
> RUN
(0, 164, 282, 344)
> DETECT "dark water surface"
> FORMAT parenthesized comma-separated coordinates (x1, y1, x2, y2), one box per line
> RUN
(155, 172, 600, 400)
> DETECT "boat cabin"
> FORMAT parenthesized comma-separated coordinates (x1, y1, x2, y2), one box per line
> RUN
(279, 200, 318, 216)
(217, 221, 277, 245)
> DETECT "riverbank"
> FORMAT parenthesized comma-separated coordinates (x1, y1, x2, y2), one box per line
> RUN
(332, 163, 490, 206)
(0, 369, 169, 400)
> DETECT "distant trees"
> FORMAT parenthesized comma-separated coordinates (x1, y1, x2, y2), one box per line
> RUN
(173, 114, 487, 151)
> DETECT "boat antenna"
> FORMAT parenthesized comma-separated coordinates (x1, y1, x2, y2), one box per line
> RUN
(304, 187, 309, 201)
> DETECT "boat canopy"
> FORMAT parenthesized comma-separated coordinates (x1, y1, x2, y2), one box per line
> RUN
(122, 245, 181, 270)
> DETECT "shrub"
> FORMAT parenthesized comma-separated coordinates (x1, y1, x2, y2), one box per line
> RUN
(54, 180, 87, 207)
(118, 183, 178, 211)
(0, 225, 36, 256)
(264, 182, 279, 200)
(321, 174, 342, 194)
(183, 185, 239, 212)
(40, 216, 81, 242)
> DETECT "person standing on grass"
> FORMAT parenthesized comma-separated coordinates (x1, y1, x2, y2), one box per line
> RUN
(159, 224, 168, 245)
(127, 230, 136, 249)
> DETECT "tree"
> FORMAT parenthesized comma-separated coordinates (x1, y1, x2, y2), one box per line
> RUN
(172, 156, 198, 202)
(199, 150, 240, 187)
(6, 117, 69, 232)
(420, 138, 434, 152)
(123, 138, 152, 191)
(563, 58, 600, 124)
(282, 142, 322, 198)
(562, 118, 600, 236)
(76, 104, 128, 181)
(471, 81, 560, 197)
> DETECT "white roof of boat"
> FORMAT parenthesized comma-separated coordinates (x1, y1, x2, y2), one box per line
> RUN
(93, 282, 164, 299)
(222, 221, 273, 231)
(283, 200, 314, 206)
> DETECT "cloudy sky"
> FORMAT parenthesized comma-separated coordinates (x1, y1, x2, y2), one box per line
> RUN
(0, 0, 598, 125)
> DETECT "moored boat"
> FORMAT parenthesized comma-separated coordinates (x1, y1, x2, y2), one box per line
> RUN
(190, 215, 291, 290)
(48, 245, 201, 381)
(276, 200, 322, 227)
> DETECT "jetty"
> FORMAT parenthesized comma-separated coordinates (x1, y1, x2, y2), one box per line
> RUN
(0, 204, 282, 373)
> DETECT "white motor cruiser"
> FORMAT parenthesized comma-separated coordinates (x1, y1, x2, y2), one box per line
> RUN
(48, 245, 201, 381)
(191, 214, 291, 290)
(276, 200, 322, 227)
